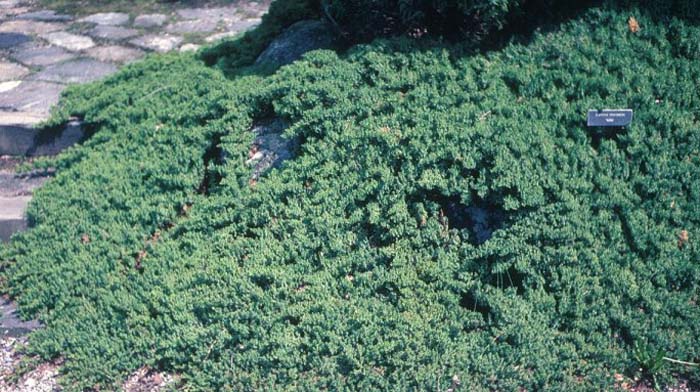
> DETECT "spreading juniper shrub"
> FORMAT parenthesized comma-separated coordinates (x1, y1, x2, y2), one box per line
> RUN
(2, 6, 700, 392)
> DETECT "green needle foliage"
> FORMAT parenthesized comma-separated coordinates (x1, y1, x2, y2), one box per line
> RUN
(2, 3, 700, 391)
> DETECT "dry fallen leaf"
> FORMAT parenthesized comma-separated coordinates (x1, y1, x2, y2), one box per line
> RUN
(628, 16, 640, 33)
(678, 229, 689, 248)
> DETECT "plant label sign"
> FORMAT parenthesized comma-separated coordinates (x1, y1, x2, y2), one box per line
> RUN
(587, 109, 633, 127)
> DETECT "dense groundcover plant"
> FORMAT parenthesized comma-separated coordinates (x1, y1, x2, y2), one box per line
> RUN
(2, 2, 700, 391)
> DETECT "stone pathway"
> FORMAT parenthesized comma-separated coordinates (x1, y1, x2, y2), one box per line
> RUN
(0, 0, 270, 244)
(0, 0, 269, 156)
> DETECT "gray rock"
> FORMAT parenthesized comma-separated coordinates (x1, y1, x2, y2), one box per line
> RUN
(86, 45, 144, 63)
(255, 20, 336, 68)
(88, 24, 139, 40)
(10, 43, 76, 66)
(133, 13, 167, 28)
(165, 19, 218, 34)
(0, 32, 31, 49)
(129, 34, 182, 52)
(0, 81, 64, 113)
(30, 59, 117, 84)
(79, 12, 129, 26)
(0, 298, 42, 335)
(16, 9, 72, 21)
(176, 6, 241, 22)
(0, 61, 28, 81)
(246, 118, 297, 180)
(0, 20, 64, 35)
(41, 31, 95, 51)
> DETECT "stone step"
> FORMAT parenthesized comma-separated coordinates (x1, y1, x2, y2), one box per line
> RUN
(0, 112, 84, 156)
(0, 169, 50, 242)
(0, 195, 31, 242)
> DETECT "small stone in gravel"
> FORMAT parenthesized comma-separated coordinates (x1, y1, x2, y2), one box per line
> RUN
(10, 43, 75, 66)
(0, 61, 28, 81)
(30, 59, 117, 84)
(0, 20, 64, 35)
(79, 12, 129, 26)
(130, 34, 182, 52)
(89, 24, 139, 40)
(0, 32, 31, 49)
(0, 81, 64, 113)
(179, 43, 200, 52)
(41, 31, 94, 51)
(165, 19, 218, 34)
(133, 13, 167, 28)
(86, 45, 144, 63)
(16, 9, 72, 21)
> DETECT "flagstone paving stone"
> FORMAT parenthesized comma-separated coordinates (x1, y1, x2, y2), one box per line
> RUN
(0, 19, 64, 34)
(0, 80, 64, 113)
(133, 13, 167, 28)
(130, 34, 182, 52)
(0, 31, 30, 49)
(29, 58, 117, 84)
(78, 12, 129, 26)
(40, 31, 94, 51)
(9, 42, 75, 66)
(0, 61, 28, 81)
(86, 45, 144, 63)
(15, 9, 72, 22)
(88, 24, 139, 40)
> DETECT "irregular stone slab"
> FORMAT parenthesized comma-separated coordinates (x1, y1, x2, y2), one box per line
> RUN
(0, 80, 21, 92)
(0, 81, 64, 113)
(89, 24, 139, 40)
(176, 7, 241, 22)
(10, 43, 75, 66)
(130, 34, 182, 52)
(0, 20, 64, 35)
(86, 45, 144, 63)
(30, 59, 117, 84)
(0, 32, 31, 49)
(133, 13, 167, 28)
(79, 12, 129, 26)
(0, 196, 31, 242)
(0, 61, 28, 81)
(41, 31, 94, 51)
(255, 20, 337, 68)
(16, 9, 72, 21)
(165, 19, 218, 34)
